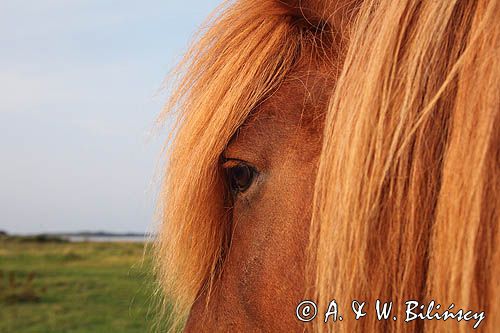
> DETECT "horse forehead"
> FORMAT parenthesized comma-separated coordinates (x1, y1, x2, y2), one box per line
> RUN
(261, 69, 332, 128)
(224, 67, 333, 165)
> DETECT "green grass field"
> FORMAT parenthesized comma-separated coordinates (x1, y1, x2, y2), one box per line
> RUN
(0, 238, 166, 333)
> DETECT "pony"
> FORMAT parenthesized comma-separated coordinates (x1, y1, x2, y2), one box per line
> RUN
(155, 0, 499, 331)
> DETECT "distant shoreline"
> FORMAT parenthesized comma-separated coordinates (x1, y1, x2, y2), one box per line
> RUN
(65, 235, 152, 243)
(1, 231, 154, 237)
(0, 231, 155, 243)
(53, 231, 154, 238)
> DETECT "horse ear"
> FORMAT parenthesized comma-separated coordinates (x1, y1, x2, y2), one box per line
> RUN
(280, 0, 361, 32)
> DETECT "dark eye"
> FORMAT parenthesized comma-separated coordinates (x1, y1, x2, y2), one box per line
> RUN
(225, 163, 256, 194)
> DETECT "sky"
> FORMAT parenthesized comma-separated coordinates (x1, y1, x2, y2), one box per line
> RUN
(0, 0, 222, 234)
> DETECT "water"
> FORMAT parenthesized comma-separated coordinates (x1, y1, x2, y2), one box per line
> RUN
(65, 235, 151, 243)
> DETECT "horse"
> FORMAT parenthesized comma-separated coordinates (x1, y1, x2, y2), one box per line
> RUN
(155, 0, 499, 332)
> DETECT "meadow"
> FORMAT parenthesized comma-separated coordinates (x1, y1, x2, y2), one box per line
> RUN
(0, 237, 167, 333)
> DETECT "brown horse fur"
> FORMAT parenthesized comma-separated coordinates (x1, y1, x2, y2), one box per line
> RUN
(156, 0, 499, 332)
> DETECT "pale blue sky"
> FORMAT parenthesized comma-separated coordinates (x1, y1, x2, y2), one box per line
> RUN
(0, 1, 222, 234)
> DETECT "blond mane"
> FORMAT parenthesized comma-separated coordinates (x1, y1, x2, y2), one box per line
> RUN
(310, 0, 499, 332)
(156, 1, 303, 329)
(157, 0, 499, 331)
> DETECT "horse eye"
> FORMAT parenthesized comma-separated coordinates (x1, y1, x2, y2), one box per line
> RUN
(226, 163, 256, 194)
